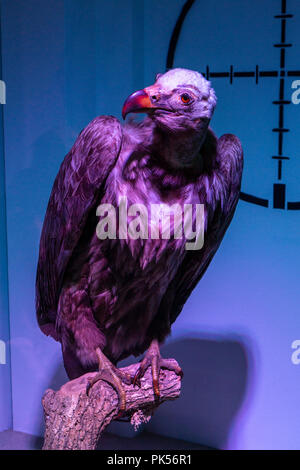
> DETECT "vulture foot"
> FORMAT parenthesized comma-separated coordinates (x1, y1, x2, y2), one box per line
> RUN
(133, 339, 183, 399)
(86, 347, 132, 418)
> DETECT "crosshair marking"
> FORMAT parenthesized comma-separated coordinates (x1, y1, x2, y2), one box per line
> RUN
(167, 0, 300, 210)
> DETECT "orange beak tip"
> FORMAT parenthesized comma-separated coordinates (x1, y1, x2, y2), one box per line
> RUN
(122, 89, 153, 119)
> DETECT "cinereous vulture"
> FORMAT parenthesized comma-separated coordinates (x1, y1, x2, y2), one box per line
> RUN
(36, 68, 243, 414)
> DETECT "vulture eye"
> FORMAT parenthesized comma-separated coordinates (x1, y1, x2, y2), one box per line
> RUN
(181, 93, 191, 104)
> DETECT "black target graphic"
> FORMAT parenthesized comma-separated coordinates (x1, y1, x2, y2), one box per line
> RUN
(167, 0, 300, 210)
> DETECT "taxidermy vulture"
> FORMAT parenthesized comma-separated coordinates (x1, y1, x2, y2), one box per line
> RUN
(36, 68, 243, 414)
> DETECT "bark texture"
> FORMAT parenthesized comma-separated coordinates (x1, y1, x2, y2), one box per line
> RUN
(42, 360, 181, 450)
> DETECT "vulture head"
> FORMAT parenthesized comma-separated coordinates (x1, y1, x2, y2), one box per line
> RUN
(122, 68, 216, 131)
(122, 68, 217, 168)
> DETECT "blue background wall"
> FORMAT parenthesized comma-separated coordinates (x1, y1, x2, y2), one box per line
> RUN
(0, 0, 299, 449)
(0, 4, 11, 431)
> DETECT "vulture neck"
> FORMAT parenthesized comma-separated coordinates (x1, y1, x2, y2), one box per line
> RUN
(154, 121, 210, 173)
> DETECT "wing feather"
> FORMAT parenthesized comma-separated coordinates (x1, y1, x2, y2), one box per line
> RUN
(36, 116, 123, 339)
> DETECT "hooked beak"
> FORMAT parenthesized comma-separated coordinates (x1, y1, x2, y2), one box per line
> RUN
(122, 89, 154, 119)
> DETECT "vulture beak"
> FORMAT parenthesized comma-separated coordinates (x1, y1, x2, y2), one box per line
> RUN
(122, 89, 154, 119)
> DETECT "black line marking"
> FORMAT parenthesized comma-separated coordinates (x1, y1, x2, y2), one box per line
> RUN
(272, 156, 290, 160)
(282, 0, 286, 14)
(280, 78, 284, 99)
(167, 0, 300, 210)
(199, 68, 300, 80)
(234, 71, 255, 77)
(206, 70, 281, 78)
(273, 183, 286, 209)
(287, 201, 300, 210)
(274, 14, 293, 18)
(240, 192, 269, 208)
(279, 106, 284, 127)
(273, 100, 291, 104)
(166, 0, 195, 70)
(281, 19, 286, 43)
(278, 133, 283, 155)
(206, 65, 210, 80)
(278, 160, 282, 180)
(259, 71, 278, 77)
(280, 48, 285, 68)
(210, 72, 229, 78)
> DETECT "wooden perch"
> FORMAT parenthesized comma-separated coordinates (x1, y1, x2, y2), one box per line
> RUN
(42, 360, 182, 450)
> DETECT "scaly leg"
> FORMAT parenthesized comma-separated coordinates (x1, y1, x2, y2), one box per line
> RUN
(86, 347, 132, 417)
(133, 339, 183, 399)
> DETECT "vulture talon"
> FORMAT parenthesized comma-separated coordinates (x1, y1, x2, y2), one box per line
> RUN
(87, 347, 131, 417)
(116, 410, 125, 420)
(132, 373, 141, 388)
(133, 339, 183, 400)
(153, 378, 160, 400)
(86, 380, 93, 396)
(133, 361, 149, 388)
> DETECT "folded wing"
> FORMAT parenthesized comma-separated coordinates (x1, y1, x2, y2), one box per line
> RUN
(36, 116, 123, 339)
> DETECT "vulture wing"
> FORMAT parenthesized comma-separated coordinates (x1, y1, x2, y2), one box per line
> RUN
(36, 116, 122, 340)
(156, 133, 243, 335)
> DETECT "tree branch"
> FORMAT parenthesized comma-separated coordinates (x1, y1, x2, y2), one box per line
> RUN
(42, 360, 182, 450)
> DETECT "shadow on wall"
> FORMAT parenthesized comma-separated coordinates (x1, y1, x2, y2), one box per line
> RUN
(146, 334, 253, 449)
(112, 333, 253, 449)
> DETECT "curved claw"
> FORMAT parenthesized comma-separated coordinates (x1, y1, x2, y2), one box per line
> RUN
(86, 380, 93, 396)
(132, 372, 141, 388)
(151, 355, 160, 400)
(132, 341, 183, 401)
(116, 409, 125, 420)
(132, 360, 150, 388)
(160, 358, 184, 380)
(152, 378, 160, 400)
(86, 370, 127, 416)
(85, 348, 130, 417)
